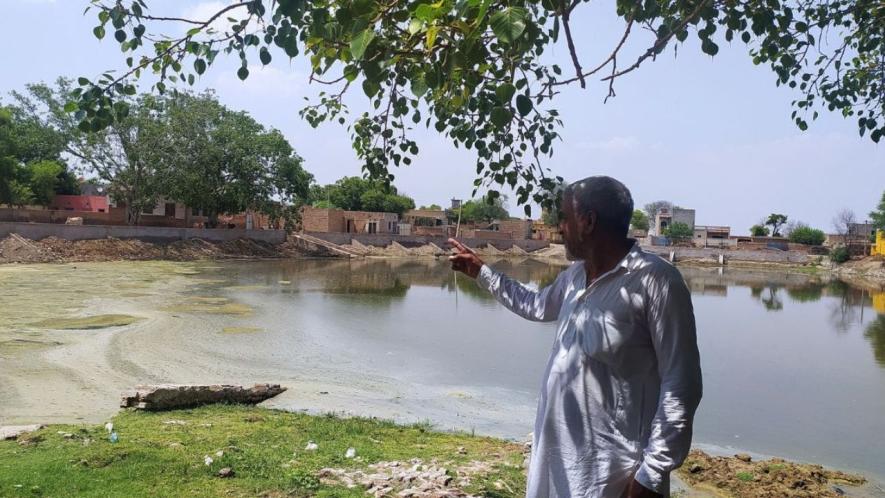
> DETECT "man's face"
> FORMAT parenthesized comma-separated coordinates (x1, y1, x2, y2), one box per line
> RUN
(559, 193, 591, 259)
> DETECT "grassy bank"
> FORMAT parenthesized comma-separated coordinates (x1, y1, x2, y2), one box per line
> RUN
(0, 405, 525, 498)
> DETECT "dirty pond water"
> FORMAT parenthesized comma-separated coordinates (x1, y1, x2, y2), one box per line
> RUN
(1, 258, 884, 483)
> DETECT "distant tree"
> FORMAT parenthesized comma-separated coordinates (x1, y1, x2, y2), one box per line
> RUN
(418, 204, 442, 210)
(458, 195, 510, 224)
(870, 191, 885, 231)
(10, 79, 163, 225)
(630, 209, 649, 232)
(643, 201, 673, 230)
(664, 221, 693, 243)
(27, 160, 63, 208)
(154, 91, 312, 227)
(313, 199, 334, 209)
(789, 225, 826, 246)
(765, 213, 789, 237)
(55, 166, 80, 195)
(541, 207, 559, 226)
(750, 224, 770, 237)
(832, 208, 857, 238)
(318, 176, 414, 215)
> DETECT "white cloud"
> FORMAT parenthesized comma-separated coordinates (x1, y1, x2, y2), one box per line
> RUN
(575, 136, 640, 152)
(213, 64, 305, 98)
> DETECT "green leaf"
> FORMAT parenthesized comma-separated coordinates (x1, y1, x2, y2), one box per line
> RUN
(425, 26, 439, 50)
(194, 58, 207, 75)
(187, 27, 202, 36)
(259, 47, 272, 65)
(490, 106, 512, 127)
(495, 83, 515, 103)
(237, 66, 249, 80)
(516, 94, 532, 116)
(63, 101, 78, 113)
(741, 31, 751, 43)
(411, 76, 428, 97)
(408, 18, 424, 35)
(701, 38, 719, 56)
(77, 77, 90, 86)
(350, 29, 375, 60)
(134, 24, 145, 38)
(489, 7, 527, 44)
(93, 26, 106, 40)
(362, 79, 380, 98)
(415, 4, 438, 22)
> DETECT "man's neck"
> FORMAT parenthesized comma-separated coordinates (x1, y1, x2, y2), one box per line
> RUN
(581, 237, 633, 285)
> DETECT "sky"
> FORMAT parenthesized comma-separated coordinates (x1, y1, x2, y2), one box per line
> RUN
(1, 0, 882, 233)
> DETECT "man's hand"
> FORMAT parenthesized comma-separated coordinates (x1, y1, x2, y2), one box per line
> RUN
(624, 479, 663, 498)
(448, 238, 484, 279)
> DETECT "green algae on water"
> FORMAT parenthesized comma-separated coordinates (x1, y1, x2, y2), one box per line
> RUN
(165, 302, 253, 315)
(32, 314, 144, 330)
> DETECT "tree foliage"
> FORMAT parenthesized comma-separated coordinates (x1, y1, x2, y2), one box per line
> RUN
(71, 0, 885, 213)
(643, 201, 673, 230)
(458, 194, 510, 223)
(0, 104, 80, 208)
(152, 91, 312, 227)
(749, 224, 770, 236)
(789, 224, 826, 245)
(664, 221, 693, 242)
(630, 209, 649, 231)
(765, 213, 788, 237)
(312, 176, 415, 215)
(870, 191, 885, 231)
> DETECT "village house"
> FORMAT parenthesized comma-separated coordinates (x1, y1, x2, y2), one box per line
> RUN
(692, 225, 736, 248)
(302, 206, 400, 234)
(654, 207, 696, 236)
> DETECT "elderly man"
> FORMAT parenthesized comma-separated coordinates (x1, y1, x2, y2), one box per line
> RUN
(449, 176, 702, 498)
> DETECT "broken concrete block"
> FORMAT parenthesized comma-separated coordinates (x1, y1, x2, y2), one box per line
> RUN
(120, 383, 286, 411)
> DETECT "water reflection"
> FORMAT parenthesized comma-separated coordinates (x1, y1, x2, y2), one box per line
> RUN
(865, 315, 885, 366)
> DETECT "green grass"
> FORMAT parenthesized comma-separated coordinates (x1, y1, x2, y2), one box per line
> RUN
(0, 405, 526, 498)
(736, 471, 755, 482)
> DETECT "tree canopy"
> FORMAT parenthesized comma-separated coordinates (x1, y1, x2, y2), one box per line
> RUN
(457, 194, 510, 223)
(789, 224, 826, 245)
(630, 209, 649, 231)
(870, 191, 885, 231)
(765, 213, 788, 237)
(309, 176, 415, 215)
(664, 221, 693, 242)
(70, 0, 885, 215)
(749, 224, 770, 236)
(10, 80, 311, 225)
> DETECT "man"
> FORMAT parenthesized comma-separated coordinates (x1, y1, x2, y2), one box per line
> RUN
(449, 176, 702, 498)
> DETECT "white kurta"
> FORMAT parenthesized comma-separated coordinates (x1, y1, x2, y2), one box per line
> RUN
(477, 243, 702, 497)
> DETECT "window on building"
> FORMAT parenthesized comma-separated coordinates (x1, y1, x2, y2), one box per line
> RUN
(143, 205, 155, 214)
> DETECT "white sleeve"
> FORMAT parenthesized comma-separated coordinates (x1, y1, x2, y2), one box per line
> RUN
(634, 271, 703, 494)
(475, 264, 568, 323)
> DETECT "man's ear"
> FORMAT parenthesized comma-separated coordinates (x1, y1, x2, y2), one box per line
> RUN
(583, 210, 597, 236)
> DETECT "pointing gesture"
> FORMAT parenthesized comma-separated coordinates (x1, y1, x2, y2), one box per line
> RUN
(448, 238, 484, 279)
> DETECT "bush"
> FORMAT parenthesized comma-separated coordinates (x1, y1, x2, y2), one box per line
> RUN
(789, 226, 826, 246)
(831, 246, 850, 264)
(664, 221, 693, 242)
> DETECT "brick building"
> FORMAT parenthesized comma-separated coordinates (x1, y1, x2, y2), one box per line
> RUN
(302, 206, 400, 234)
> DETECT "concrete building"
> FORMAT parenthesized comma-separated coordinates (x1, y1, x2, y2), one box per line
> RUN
(50, 195, 109, 213)
(692, 225, 736, 248)
(654, 207, 696, 236)
(302, 206, 400, 234)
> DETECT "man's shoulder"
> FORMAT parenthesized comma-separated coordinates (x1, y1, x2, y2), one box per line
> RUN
(631, 247, 684, 283)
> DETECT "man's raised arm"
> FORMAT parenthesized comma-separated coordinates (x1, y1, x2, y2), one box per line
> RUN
(448, 238, 567, 322)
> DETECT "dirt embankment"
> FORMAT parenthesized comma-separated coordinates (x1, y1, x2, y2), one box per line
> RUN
(0, 234, 317, 264)
(677, 449, 875, 498)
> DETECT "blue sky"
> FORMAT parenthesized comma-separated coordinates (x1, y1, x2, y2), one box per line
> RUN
(2, 0, 882, 233)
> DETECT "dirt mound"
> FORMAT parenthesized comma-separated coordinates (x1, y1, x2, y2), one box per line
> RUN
(0, 234, 314, 264)
(677, 449, 866, 498)
(0, 234, 56, 263)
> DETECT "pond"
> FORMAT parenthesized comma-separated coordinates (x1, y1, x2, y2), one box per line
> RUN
(1, 258, 884, 481)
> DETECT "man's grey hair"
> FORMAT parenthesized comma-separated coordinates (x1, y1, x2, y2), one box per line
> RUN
(563, 176, 634, 237)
